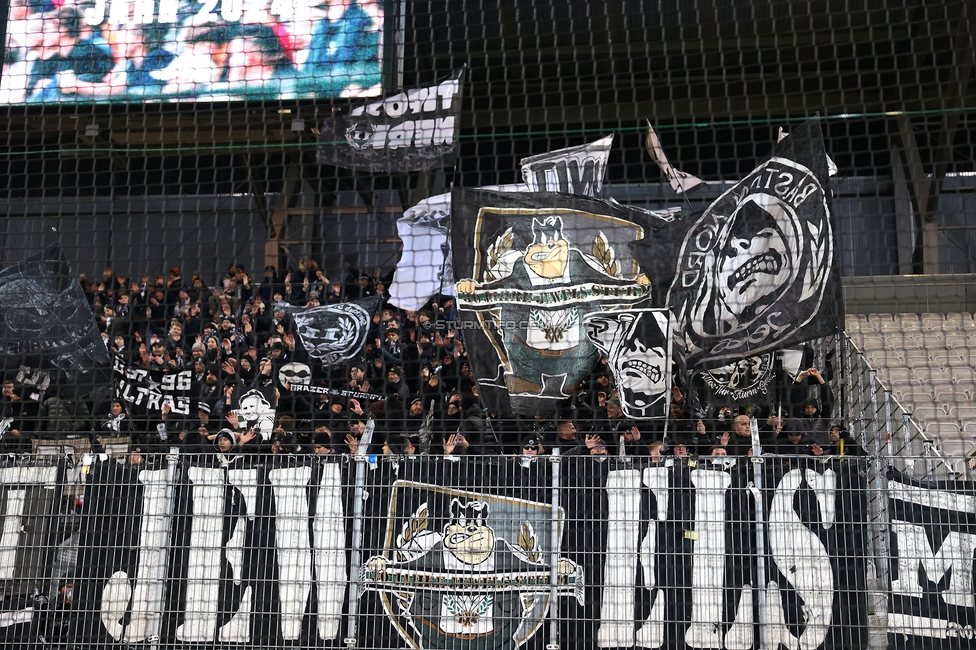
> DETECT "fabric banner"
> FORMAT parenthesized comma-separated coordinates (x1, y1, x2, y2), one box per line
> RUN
(583, 308, 671, 419)
(664, 118, 844, 371)
(232, 384, 278, 442)
(695, 353, 777, 406)
(316, 69, 464, 173)
(520, 135, 614, 196)
(0, 464, 63, 644)
(644, 123, 703, 194)
(68, 455, 868, 650)
(113, 354, 196, 416)
(0, 246, 109, 386)
(275, 297, 381, 365)
(451, 189, 651, 416)
(390, 136, 615, 313)
(887, 469, 976, 647)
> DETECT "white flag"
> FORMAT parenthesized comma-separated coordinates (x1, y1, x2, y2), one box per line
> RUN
(520, 134, 614, 196)
(645, 122, 703, 194)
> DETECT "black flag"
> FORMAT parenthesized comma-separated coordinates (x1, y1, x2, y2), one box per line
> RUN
(317, 69, 464, 173)
(452, 189, 651, 417)
(666, 119, 843, 371)
(275, 297, 381, 366)
(0, 245, 109, 389)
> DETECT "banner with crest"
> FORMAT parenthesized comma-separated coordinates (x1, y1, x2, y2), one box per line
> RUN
(451, 189, 652, 417)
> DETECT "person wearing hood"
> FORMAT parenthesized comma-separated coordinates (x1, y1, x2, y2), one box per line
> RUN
(793, 398, 829, 446)
(819, 421, 864, 456)
(211, 428, 251, 465)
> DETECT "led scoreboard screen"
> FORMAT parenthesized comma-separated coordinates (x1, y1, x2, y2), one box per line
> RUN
(0, 0, 384, 103)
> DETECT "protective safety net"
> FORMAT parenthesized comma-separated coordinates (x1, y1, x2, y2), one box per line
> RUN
(0, 0, 974, 647)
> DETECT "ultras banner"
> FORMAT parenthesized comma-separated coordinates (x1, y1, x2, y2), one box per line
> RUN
(69, 455, 869, 650)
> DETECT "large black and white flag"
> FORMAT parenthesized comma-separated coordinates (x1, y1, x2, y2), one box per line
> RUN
(452, 189, 650, 416)
(520, 135, 614, 196)
(887, 469, 976, 648)
(317, 69, 464, 173)
(275, 297, 380, 365)
(665, 118, 843, 371)
(113, 355, 196, 416)
(0, 245, 109, 383)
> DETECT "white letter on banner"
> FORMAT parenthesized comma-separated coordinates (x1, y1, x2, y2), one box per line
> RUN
(99, 469, 173, 644)
(437, 80, 459, 109)
(386, 121, 415, 149)
(432, 117, 455, 146)
(313, 462, 346, 640)
(597, 469, 642, 648)
(762, 469, 834, 650)
(269, 466, 313, 641)
(177, 467, 225, 642)
(0, 467, 57, 581)
(220, 469, 259, 642)
(891, 521, 976, 608)
(684, 469, 731, 649)
(635, 467, 669, 648)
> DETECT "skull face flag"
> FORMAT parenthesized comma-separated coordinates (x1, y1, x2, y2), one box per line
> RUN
(663, 118, 843, 370)
(452, 189, 650, 416)
(275, 297, 380, 366)
(583, 309, 671, 419)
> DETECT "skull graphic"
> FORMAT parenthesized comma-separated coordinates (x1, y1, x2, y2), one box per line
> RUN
(583, 309, 670, 419)
(278, 362, 313, 389)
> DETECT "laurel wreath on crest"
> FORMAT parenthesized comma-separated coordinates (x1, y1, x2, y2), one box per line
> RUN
(517, 522, 540, 563)
(484, 227, 515, 282)
(592, 232, 618, 277)
(395, 503, 429, 562)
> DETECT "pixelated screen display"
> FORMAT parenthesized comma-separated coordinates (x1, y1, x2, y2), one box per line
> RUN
(0, 0, 384, 103)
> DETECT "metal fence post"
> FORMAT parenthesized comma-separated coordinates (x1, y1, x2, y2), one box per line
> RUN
(866, 372, 891, 646)
(749, 418, 769, 646)
(344, 445, 370, 647)
(547, 448, 562, 650)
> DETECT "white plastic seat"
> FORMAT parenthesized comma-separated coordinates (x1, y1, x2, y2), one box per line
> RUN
(912, 406, 950, 423)
(921, 313, 945, 331)
(924, 419, 961, 437)
(948, 405, 976, 422)
(944, 334, 968, 349)
(948, 367, 975, 384)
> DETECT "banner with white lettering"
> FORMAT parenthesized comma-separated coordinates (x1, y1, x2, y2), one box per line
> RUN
(70, 455, 868, 649)
(887, 469, 976, 647)
(317, 69, 464, 173)
(520, 135, 614, 196)
(74, 457, 350, 648)
(112, 354, 195, 416)
(0, 464, 62, 644)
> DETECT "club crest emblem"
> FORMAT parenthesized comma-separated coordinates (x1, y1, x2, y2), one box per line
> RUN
(361, 482, 583, 650)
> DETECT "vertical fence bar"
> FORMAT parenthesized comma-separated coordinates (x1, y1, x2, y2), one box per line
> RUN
(866, 371, 891, 641)
(750, 418, 769, 645)
(344, 454, 368, 648)
(547, 449, 561, 650)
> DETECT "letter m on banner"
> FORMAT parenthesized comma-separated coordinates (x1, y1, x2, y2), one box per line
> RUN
(887, 471, 976, 644)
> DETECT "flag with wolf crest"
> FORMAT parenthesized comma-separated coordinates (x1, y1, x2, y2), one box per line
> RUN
(275, 297, 381, 366)
(452, 189, 651, 417)
(666, 118, 843, 371)
(360, 480, 582, 650)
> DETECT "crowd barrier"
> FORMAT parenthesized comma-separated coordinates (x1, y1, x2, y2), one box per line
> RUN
(0, 449, 973, 650)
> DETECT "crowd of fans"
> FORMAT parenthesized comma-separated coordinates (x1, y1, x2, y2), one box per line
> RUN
(0, 259, 864, 461)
